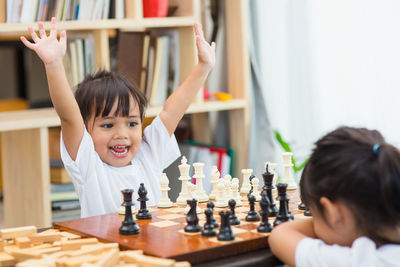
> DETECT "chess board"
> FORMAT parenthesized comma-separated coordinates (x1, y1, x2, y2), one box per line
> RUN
(54, 191, 306, 264)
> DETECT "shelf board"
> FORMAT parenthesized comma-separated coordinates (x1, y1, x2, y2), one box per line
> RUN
(0, 99, 247, 131)
(0, 17, 196, 35)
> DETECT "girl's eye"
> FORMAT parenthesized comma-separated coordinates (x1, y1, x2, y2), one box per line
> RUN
(128, 121, 138, 127)
(101, 123, 113, 129)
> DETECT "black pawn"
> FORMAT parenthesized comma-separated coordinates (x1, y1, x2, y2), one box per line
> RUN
(207, 201, 219, 228)
(136, 183, 152, 220)
(245, 194, 260, 221)
(119, 189, 140, 235)
(257, 191, 273, 233)
(304, 207, 312, 216)
(184, 199, 202, 232)
(261, 164, 278, 217)
(228, 199, 240, 225)
(273, 183, 293, 227)
(298, 202, 307, 210)
(217, 211, 235, 241)
(202, 208, 217, 236)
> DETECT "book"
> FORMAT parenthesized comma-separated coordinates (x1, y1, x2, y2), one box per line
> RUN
(68, 40, 79, 87)
(125, 0, 142, 18)
(117, 31, 149, 92)
(115, 0, 124, 19)
(0, 47, 18, 99)
(20, 0, 39, 23)
(0, 0, 6, 23)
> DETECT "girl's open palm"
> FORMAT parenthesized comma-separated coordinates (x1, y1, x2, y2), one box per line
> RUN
(195, 23, 216, 68)
(20, 17, 66, 65)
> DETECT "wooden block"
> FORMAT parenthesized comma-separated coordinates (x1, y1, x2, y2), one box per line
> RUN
(34, 247, 61, 255)
(0, 238, 3, 252)
(61, 238, 98, 251)
(59, 231, 81, 240)
(62, 254, 99, 267)
(0, 252, 16, 267)
(174, 261, 191, 267)
(67, 243, 119, 257)
(15, 237, 31, 248)
(23, 244, 52, 251)
(0, 226, 37, 239)
(10, 249, 42, 261)
(29, 233, 63, 243)
(39, 229, 60, 234)
(16, 257, 55, 267)
(123, 252, 175, 267)
(94, 248, 120, 267)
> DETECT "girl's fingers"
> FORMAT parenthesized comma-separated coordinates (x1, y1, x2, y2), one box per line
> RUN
(20, 36, 35, 50)
(49, 17, 57, 38)
(59, 30, 67, 49)
(28, 26, 40, 43)
(38, 22, 46, 38)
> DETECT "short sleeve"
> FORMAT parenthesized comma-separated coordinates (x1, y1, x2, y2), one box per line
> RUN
(139, 116, 180, 170)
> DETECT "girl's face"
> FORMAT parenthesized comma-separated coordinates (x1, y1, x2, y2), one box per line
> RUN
(87, 97, 142, 167)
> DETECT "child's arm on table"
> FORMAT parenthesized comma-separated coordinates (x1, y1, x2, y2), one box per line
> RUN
(159, 23, 216, 136)
(269, 218, 316, 267)
(21, 18, 84, 160)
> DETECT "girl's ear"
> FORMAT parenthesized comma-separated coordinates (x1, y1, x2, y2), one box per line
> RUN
(320, 197, 343, 228)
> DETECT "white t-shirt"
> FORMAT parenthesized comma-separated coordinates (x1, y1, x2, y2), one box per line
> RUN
(60, 116, 180, 218)
(296, 236, 400, 267)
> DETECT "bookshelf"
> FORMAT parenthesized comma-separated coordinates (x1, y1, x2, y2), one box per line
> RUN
(0, 0, 250, 228)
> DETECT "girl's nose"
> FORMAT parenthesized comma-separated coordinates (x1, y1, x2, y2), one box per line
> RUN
(113, 125, 129, 139)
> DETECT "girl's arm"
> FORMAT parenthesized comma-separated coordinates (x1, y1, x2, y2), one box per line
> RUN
(269, 218, 316, 267)
(159, 23, 215, 136)
(21, 18, 84, 160)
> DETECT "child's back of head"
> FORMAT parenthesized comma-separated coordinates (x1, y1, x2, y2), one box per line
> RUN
(300, 126, 400, 243)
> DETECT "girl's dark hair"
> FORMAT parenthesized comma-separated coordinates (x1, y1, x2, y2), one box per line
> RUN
(300, 126, 400, 243)
(74, 70, 147, 126)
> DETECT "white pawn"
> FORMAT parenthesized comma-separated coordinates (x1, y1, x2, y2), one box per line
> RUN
(240, 169, 252, 194)
(223, 174, 232, 201)
(184, 183, 202, 214)
(193, 162, 209, 202)
(281, 152, 298, 189)
(251, 177, 261, 202)
(209, 166, 220, 200)
(176, 156, 191, 206)
(215, 182, 227, 207)
(231, 178, 242, 207)
(158, 173, 173, 208)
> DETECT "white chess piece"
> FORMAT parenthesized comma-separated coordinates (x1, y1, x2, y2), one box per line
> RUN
(176, 156, 191, 206)
(192, 162, 209, 202)
(158, 173, 173, 208)
(184, 183, 202, 214)
(251, 177, 261, 202)
(240, 169, 252, 194)
(223, 174, 232, 201)
(266, 161, 278, 185)
(231, 179, 242, 206)
(215, 182, 228, 207)
(209, 166, 220, 200)
(281, 152, 298, 189)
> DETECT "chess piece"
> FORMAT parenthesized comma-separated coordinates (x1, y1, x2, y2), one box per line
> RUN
(223, 174, 233, 200)
(217, 211, 235, 241)
(304, 207, 312, 216)
(215, 182, 227, 207)
(119, 189, 140, 235)
(298, 202, 307, 210)
(262, 164, 278, 216)
(245, 194, 260, 221)
(251, 178, 261, 201)
(176, 156, 191, 206)
(136, 183, 152, 220)
(184, 199, 202, 233)
(257, 191, 273, 233)
(273, 183, 293, 226)
(281, 152, 298, 190)
(240, 169, 252, 194)
(207, 201, 219, 228)
(266, 161, 278, 184)
(209, 166, 220, 200)
(193, 162, 209, 202)
(184, 183, 202, 214)
(158, 173, 173, 208)
(202, 208, 217, 236)
(228, 199, 240, 225)
(231, 178, 242, 206)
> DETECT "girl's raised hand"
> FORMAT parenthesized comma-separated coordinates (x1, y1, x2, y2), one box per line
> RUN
(20, 17, 66, 65)
(194, 23, 216, 69)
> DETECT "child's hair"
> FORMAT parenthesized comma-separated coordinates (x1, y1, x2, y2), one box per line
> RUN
(74, 70, 147, 127)
(300, 126, 400, 243)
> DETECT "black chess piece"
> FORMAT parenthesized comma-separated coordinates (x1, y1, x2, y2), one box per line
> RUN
(262, 164, 278, 217)
(304, 206, 312, 216)
(273, 183, 293, 226)
(136, 183, 152, 220)
(298, 202, 307, 210)
(202, 208, 217, 236)
(119, 189, 140, 235)
(207, 201, 219, 228)
(228, 199, 240, 225)
(184, 199, 202, 232)
(245, 194, 260, 221)
(247, 174, 256, 196)
(217, 211, 235, 241)
(257, 191, 273, 233)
